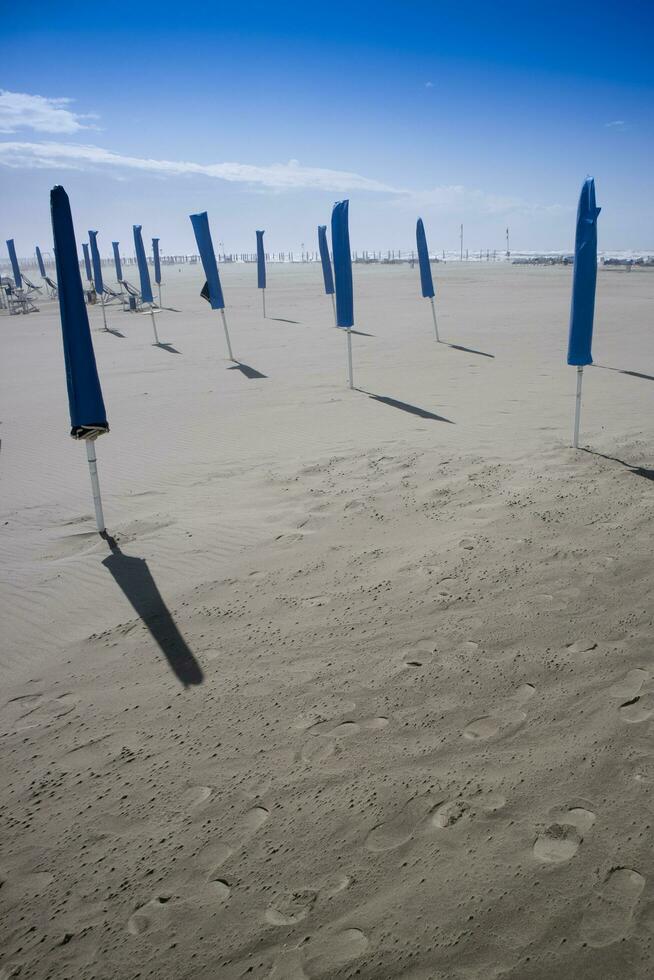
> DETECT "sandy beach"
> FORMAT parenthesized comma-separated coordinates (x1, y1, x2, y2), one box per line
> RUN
(1, 260, 653, 979)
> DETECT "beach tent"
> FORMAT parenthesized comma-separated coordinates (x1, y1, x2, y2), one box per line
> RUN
(89, 230, 109, 331)
(190, 210, 234, 360)
(567, 177, 600, 448)
(331, 200, 355, 388)
(318, 224, 336, 324)
(416, 218, 439, 341)
(51, 185, 109, 533)
(256, 230, 266, 317)
(133, 224, 160, 344)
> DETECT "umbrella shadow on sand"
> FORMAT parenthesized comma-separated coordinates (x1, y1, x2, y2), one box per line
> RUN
(579, 448, 654, 483)
(228, 361, 268, 379)
(154, 342, 181, 354)
(356, 389, 454, 423)
(442, 342, 494, 359)
(101, 535, 203, 687)
(594, 364, 654, 383)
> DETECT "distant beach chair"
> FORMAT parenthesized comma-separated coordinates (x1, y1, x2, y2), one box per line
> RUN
(8, 285, 39, 314)
(121, 279, 143, 311)
(21, 273, 43, 296)
(102, 283, 127, 307)
(44, 275, 58, 299)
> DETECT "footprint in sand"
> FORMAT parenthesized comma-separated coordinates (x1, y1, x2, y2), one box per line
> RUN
(580, 868, 645, 947)
(463, 709, 526, 741)
(127, 895, 175, 935)
(300, 739, 336, 764)
(182, 785, 212, 809)
(303, 928, 369, 976)
(567, 639, 598, 654)
(198, 805, 270, 878)
(309, 716, 389, 739)
(619, 695, 654, 724)
(365, 796, 434, 852)
(609, 669, 649, 700)
(533, 804, 595, 864)
(432, 799, 471, 829)
(265, 888, 317, 926)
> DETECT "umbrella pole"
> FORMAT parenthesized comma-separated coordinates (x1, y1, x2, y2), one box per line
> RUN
(429, 297, 440, 342)
(262, 289, 266, 319)
(573, 366, 583, 448)
(220, 309, 235, 361)
(150, 307, 160, 345)
(158, 283, 162, 308)
(100, 292, 108, 331)
(330, 293, 337, 326)
(85, 439, 106, 533)
(346, 328, 354, 389)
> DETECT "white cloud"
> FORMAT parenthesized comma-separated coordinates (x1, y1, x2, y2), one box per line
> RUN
(0, 138, 564, 217)
(0, 91, 97, 134)
(425, 81, 434, 88)
(605, 120, 625, 128)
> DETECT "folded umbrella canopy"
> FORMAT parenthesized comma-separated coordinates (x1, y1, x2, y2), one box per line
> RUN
(6, 239, 22, 289)
(133, 224, 159, 344)
(112, 241, 123, 282)
(567, 177, 601, 448)
(331, 200, 355, 388)
(152, 237, 163, 307)
(35, 245, 46, 279)
(416, 218, 439, 341)
(190, 210, 234, 361)
(82, 242, 93, 286)
(256, 230, 266, 317)
(51, 185, 108, 532)
(318, 224, 336, 325)
(88, 230, 109, 331)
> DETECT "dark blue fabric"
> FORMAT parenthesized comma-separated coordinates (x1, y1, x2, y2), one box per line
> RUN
(567, 178, 601, 366)
(112, 241, 123, 282)
(82, 242, 92, 283)
(35, 245, 46, 278)
(189, 211, 225, 310)
(88, 230, 104, 295)
(331, 200, 353, 328)
(416, 218, 435, 298)
(6, 239, 22, 289)
(256, 230, 266, 289)
(50, 186, 108, 434)
(318, 225, 334, 295)
(152, 237, 161, 285)
(133, 225, 154, 304)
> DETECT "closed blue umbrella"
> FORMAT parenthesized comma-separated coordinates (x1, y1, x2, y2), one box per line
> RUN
(190, 210, 234, 361)
(567, 177, 601, 447)
(35, 245, 46, 279)
(317, 224, 336, 325)
(256, 230, 266, 317)
(152, 237, 163, 308)
(331, 200, 355, 388)
(112, 241, 123, 283)
(133, 225, 160, 345)
(50, 185, 108, 533)
(88, 230, 109, 332)
(6, 239, 22, 289)
(416, 218, 439, 341)
(82, 242, 93, 286)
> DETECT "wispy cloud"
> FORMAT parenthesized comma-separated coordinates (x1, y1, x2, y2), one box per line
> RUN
(605, 119, 626, 128)
(0, 90, 97, 135)
(0, 138, 564, 216)
(425, 81, 434, 88)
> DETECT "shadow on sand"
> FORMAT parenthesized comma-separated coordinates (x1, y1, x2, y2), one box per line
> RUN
(102, 327, 126, 339)
(270, 317, 301, 324)
(594, 364, 654, 383)
(101, 534, 203, 686)
(228, 361, 268, 379)
(579, 448, 654, 483)
(154, 342, 181, 354)
(357, 389, 454, 423)
(443, 342, 495, 359)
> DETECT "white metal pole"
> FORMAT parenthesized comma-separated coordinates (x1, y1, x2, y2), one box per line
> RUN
(429, 297, 440, 342)
(330, 293, 337, 326)
(220, 308, 235, 361)
(573, 366, 583, 448)
(100, 292, 108, 331)
(262, 289, 266, 318)
(85, 439, 105, 533)
(150, 307, 160, 345)
(158, 283, 162, 308)
(346, 328, 354, 389)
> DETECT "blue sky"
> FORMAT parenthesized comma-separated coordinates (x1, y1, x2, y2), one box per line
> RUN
(1, 0, 653, 257)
